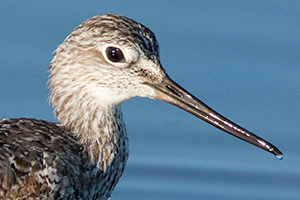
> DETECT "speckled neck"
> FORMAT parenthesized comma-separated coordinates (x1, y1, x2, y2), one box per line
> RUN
(61, 100, 128, 171)
(49, 65, 129, 171)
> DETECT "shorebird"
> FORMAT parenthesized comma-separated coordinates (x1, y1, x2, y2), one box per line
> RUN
(0, 14, 282, 199)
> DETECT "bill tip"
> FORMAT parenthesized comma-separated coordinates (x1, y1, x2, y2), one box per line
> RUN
(275, 154, 283, 160)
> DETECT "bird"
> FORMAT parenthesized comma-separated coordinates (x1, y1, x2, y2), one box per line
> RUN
(0, 14, 283, 200)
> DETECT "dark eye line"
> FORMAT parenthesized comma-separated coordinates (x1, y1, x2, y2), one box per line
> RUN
(106, 47, 125, 63)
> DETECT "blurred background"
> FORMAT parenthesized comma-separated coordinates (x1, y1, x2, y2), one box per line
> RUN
(0, 1, 299, 199)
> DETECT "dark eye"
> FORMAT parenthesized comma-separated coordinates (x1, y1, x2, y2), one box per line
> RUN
(106, 47, 125, 62)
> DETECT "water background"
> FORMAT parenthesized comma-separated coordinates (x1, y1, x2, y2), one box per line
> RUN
(1, 1, 299, 199)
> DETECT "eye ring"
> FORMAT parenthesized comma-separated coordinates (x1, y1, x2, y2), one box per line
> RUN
(106, 47, 125, 63)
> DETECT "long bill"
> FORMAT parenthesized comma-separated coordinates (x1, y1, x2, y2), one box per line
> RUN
(146, 75, 283, 159)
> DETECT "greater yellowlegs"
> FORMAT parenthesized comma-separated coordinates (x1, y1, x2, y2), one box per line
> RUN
(0, 14, 283, 199)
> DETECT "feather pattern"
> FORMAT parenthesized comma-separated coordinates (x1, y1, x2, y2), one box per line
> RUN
(0, 14, 165, 199)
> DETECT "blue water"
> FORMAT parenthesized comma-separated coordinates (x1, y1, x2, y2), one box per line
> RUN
(1, 1, 300, 199)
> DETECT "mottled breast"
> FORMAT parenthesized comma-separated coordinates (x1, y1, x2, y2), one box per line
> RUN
(0, 118, 126, 200)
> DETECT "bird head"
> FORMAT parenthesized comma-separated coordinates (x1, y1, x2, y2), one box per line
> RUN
(49, 14, 282, 159)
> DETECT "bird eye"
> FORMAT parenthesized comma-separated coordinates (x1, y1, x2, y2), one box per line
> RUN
(106, 47, 125, 63)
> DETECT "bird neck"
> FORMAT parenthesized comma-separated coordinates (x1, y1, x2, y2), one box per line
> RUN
(60, 104, 128, 171)
(49, 60, 130, 171)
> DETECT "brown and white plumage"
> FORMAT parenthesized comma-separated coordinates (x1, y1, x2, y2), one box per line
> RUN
(0, 14, 158, 199)
(0, 14, 282, 199)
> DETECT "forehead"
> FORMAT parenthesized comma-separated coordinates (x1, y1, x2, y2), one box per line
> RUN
(75, 14, 159, 61)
